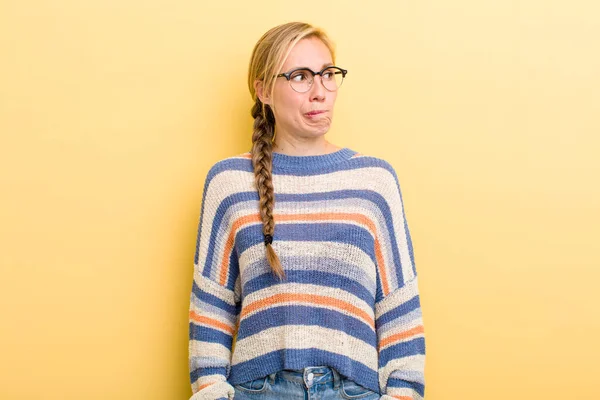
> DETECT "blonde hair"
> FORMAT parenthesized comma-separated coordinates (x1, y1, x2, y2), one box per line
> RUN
(247, 22, 336, 280)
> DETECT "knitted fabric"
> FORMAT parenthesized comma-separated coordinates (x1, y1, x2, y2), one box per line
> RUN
(188, 147, 425, 400)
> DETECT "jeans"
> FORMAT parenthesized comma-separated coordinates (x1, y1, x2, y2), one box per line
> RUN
(232, 365, 380, 400)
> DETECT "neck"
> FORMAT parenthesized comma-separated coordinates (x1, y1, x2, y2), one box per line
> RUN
(272, 134, 341, 156)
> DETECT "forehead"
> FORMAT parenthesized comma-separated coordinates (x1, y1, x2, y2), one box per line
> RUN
(282, 37, 333, 71)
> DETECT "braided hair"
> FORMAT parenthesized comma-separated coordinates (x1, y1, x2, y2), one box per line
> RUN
(250, 98, 284, 279)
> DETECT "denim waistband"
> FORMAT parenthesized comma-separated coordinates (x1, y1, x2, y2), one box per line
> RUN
(267, 366, 341, 389)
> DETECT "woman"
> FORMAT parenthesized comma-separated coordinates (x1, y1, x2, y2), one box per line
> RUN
(188, 22, 426, 400)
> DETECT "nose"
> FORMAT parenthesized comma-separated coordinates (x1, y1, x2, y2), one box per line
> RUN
(308, 74, 326, 101)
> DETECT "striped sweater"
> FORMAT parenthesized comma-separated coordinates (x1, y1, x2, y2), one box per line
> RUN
(188, 147, 426, 400)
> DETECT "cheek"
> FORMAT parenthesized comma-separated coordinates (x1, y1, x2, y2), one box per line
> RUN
(274, 92, 305, 120)
(329, 91, 338, 106)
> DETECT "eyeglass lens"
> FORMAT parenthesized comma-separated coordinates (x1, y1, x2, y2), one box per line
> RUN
(289, 67, 344, 92)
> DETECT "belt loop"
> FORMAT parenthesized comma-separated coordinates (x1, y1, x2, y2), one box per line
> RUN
(268, 372, 277, 385)
(331, 367, 340, 390)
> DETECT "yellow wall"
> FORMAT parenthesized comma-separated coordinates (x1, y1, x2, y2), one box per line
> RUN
(1, 1, 598, 399)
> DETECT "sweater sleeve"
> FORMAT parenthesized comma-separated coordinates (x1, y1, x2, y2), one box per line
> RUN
(188, 165, 241, 400)
(374, 164, 426, 400)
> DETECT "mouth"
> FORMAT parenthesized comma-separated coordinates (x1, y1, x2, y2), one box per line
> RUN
(304, 110, 327, 117)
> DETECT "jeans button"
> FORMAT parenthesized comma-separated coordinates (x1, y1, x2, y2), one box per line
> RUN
(307, 372, 314, 384)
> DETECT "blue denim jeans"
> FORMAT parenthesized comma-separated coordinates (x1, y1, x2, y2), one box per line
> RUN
(232, 365, 380, 399)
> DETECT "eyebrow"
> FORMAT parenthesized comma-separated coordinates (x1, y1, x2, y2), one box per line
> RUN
(289, 62, 334, 70)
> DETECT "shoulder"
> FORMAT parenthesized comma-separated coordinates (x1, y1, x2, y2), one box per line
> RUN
(203, 151, 253, 184)
(347, 150, 402, 186)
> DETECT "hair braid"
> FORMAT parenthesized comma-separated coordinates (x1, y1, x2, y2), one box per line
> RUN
(250, 100, 285, 280)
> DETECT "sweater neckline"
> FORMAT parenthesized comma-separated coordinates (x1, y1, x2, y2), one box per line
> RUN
(271, 147, 356, 172)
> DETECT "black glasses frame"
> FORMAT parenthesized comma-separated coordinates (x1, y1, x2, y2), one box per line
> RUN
(276, 66, 348, 92)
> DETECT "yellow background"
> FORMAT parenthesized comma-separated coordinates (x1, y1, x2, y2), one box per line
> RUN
(1, 1, 599, 399)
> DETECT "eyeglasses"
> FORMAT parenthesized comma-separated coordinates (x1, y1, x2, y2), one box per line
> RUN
(276, 66, 348, 93)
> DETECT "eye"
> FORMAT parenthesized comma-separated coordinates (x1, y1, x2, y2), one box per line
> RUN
(322, 68, 336, 80)
(290, 70, 310, 82)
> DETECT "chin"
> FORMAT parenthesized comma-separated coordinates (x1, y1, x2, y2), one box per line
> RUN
(305, 127, 331, 137)
(304, 122, 332, 136)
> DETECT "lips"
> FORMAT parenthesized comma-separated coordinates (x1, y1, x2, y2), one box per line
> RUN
(305, 110, 327, 116)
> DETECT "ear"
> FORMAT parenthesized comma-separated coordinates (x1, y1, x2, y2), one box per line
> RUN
(254, 80, 272, 105)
